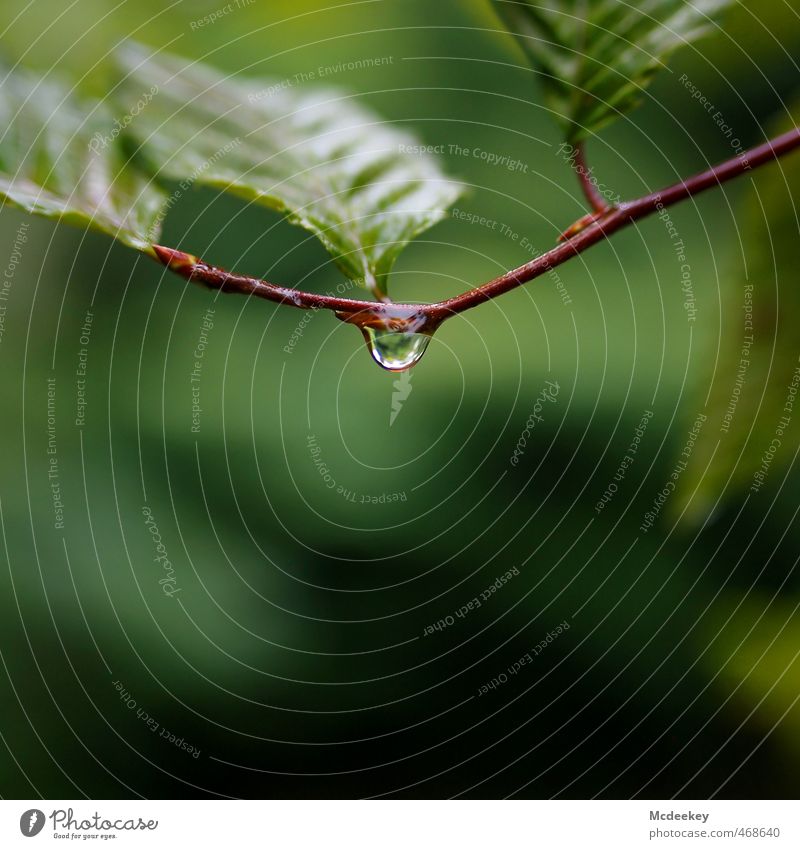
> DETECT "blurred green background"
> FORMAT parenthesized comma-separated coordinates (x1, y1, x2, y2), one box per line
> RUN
(1, 0, 799, 798)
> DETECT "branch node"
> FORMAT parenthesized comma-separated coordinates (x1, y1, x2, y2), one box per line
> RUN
(557, 208, 616, 243)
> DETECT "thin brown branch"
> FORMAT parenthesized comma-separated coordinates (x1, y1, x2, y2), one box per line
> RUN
(153, 126, 800, 325)
(151, 246, 382, 313)
(573, 142, 611, 213)
(430, 126, 800, 320)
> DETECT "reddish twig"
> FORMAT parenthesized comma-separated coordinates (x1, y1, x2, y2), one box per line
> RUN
(153, 126, 800, 324)
(573, 142, 611, 213)
(152, 246, 383, 313)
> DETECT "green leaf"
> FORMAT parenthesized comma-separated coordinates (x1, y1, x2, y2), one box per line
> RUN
(116, 43, 463, 297)
(492, 0, 734, 142)
(675, 107, 800, 523)
(702, 593, 800, 756)
(0, 66, 168, 252)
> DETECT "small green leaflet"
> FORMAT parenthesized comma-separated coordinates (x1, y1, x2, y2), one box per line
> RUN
(675, 108, 800, 523)
(492, 0, 734, 142)
(116, 43, 463, 297)
(0, 66, 169, 252)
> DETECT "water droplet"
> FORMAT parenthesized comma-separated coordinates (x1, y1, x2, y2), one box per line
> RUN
(336, 305, 440, 372)
(361, 326, 432, 371)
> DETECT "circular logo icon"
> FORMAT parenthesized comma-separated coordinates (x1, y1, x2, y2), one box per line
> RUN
(19, 809, 46, 837)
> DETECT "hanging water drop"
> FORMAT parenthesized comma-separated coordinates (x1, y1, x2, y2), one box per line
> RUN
(361, 326, 432, 371)
(336, 305, 440, 372)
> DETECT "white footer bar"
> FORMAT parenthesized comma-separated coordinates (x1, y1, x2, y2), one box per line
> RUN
(2, 800, 796, 847)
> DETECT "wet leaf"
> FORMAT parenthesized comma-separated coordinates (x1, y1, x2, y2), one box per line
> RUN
(0, 66, 168, 252)
(492, 0, 734, 142)
(116, 43, 463, 297)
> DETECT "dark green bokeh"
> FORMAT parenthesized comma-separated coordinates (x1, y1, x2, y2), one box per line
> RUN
(1, 0, 798, 798)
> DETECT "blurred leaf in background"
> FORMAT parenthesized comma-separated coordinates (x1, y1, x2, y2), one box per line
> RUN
(675, 103, 800, 523)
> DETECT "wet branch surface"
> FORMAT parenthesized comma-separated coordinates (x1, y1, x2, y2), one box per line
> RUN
(153, 127, 800, 330)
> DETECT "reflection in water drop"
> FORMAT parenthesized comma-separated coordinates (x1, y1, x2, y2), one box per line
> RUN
(361, 327, 432, 371)
(337, 305, 441, 372)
